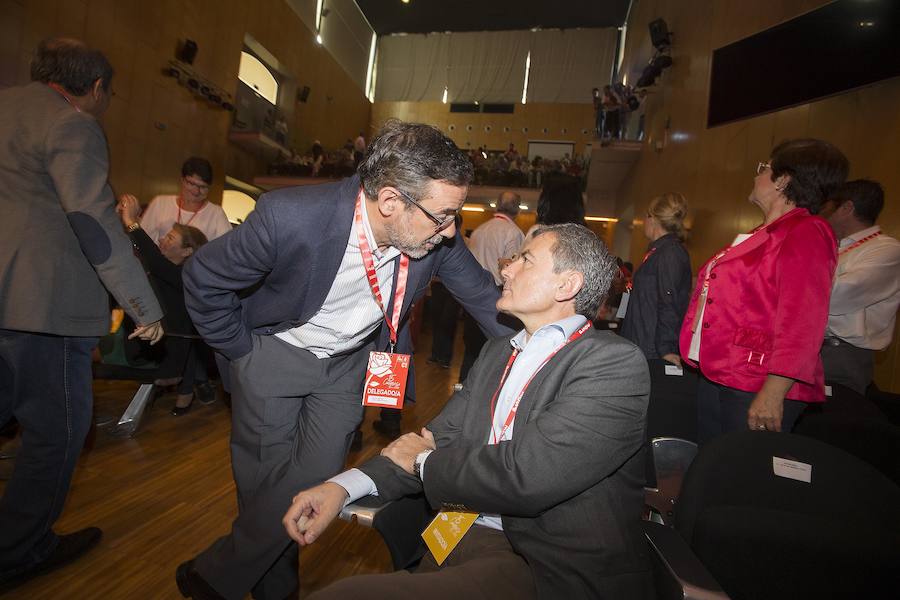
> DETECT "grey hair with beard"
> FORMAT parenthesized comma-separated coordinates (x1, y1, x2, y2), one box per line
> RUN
(532, 223, 617, 319)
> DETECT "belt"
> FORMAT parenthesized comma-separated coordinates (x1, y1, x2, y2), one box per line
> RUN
(822, 337, 845, 347)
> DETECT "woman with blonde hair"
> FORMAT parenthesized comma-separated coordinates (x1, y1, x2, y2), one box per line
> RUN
(622, 192, 692, 367)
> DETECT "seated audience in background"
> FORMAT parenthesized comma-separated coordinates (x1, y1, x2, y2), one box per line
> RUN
(284, 224, 653, 599)
(525, 175, 586, 239)
(118, 195, 209, 414)
(680, 139, 848, 443)
(122, 157, 231, 244)
(621, 192, 692, 368)
(818, 179, 900, 397)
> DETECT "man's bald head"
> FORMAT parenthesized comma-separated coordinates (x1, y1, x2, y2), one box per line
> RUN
(497, 191, 521, 217)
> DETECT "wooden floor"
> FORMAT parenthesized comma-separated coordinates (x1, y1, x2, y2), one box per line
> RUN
(0, 330, 465, 599)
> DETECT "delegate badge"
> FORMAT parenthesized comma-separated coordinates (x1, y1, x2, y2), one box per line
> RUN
(362, 351, 410, 409)
(421, 511, 479, 565)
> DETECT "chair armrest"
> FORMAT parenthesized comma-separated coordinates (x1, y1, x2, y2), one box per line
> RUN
(645, 437, 699, 525)
(339, 495, 392, 528)
(643, 521, 730, 600)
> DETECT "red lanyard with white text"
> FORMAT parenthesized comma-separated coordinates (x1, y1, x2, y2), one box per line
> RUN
(177, 197, 206, 227)
(488, 321, 592, 444)
(355, 193, 409, 352)
(839, 231, 882, 256)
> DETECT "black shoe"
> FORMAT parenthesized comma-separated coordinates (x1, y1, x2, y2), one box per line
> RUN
(349, 429, 363, 452)
(195, 382, 216, 405)
(172, 394, 194, 416)
(176, 560, 226, 600)
(372, 419, 401, 438)
(0, 527, 102, 593)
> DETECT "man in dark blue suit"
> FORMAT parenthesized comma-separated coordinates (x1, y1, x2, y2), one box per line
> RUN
(178, 120, 513, 600)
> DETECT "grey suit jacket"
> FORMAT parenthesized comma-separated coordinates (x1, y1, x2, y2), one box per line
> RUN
(359, 328, 654, 599)
(0, 82, 162, 336)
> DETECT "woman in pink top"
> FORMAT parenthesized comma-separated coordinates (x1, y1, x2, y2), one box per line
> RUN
(679, 139, 848, 443)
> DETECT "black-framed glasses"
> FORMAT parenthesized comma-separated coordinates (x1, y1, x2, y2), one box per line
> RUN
(756, 161, 771, 175)
(183, 177, 210, 193)
(395, 189, 457, 231)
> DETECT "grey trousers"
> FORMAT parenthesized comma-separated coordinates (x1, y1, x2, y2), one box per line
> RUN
(307, 526, 537, 600)
(194, 334, 371, 600)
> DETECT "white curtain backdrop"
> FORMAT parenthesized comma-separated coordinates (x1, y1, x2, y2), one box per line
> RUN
(375, 28, 618, 104)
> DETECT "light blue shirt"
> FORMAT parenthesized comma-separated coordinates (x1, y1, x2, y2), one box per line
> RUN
(330, 314, 588, 531)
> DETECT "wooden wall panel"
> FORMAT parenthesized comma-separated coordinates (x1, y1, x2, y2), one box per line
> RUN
(619, 0, 900, 391)
(1, 0, 371, 205)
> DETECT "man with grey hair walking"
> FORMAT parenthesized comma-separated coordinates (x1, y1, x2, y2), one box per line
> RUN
(0, 38, 163, 592)
(284, 224, 653, 599)
(178, 120, 513, 599)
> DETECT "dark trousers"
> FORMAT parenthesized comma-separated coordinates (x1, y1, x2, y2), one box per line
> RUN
(820, 339, 874, 396)
(696, 376, 807, 446)
(428, 281, 459, 365)
(0, 329, 97, 576)
(308, 526, 536, 600)
(459, 312, 486, 384)
(194, 334, 370, 600)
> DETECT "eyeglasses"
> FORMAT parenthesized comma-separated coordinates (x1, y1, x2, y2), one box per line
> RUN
(756, 161, 772, 175)
(183, 177, 210, 193)
(395, 189, 458, 231)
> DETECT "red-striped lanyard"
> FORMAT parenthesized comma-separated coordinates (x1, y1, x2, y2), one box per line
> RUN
(48, 83, 81, 112)
(488, 321, 592, 444)
(641, 246, 658, 265)
(177, 196, 206, 227)
(355, 192, 410, 351)
(839, 230, 881, 256)
(494, 213, 514, 224)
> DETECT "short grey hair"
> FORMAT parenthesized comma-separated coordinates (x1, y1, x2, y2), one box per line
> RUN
(497, 191, 521, 217)
(358, 119, 473, 202)
(533, 223, 617, 319)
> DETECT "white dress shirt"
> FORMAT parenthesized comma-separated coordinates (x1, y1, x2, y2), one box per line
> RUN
(468, 214, 524, 285)
(140, 194, 233, 244)
(275, 197, 401, 358)
(330, 314, 589, 531)
(827, 225, 900, 350)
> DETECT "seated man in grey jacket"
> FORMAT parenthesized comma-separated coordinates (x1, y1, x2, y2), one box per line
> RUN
(283, 224, 653, 599)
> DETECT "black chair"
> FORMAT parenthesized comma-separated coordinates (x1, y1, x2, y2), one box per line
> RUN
(793, 412, 900, 486)
(644, 430, 900, 600)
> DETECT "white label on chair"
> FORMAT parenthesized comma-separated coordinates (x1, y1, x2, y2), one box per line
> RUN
(825, 385, 832, 397)
(772, 457, 812, 483)
(664, 364, 683, 376)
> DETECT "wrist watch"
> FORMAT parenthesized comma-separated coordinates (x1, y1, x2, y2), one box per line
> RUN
(413, 450, 433, 480)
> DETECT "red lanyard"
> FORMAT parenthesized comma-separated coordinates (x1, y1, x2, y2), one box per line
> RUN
(839, 230, 881, 256)
(48, 83, 81, 112)
(488, 321, 592, 444)
(494, 213, 514, 224)
(177, 196, 206, 227)
(355, 192, 410, 350)
(641, 246, 658, 265)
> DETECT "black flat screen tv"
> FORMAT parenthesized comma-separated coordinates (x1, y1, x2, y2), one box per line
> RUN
(707, 0, 900, 128)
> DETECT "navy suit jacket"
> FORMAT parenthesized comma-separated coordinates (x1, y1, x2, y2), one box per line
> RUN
(183, 176, 512, 369)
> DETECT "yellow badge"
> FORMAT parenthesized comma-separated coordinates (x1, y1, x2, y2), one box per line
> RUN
(421, 510, 479, 565)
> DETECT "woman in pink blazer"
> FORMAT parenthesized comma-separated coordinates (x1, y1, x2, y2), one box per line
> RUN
(679, 139, 848, 443)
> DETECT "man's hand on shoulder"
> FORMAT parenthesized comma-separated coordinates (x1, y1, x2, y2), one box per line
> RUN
(381, 428, 436, 475)
(282, 482, 348, 545)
